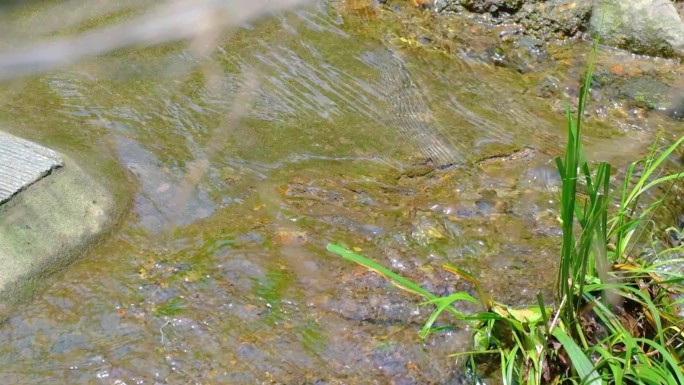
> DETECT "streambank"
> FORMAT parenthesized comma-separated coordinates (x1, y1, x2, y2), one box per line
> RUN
(434, 0, 684, 59)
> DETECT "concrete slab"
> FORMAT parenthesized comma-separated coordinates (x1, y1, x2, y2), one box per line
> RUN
(0, 131, 117, 320)
(0, 131, 63, 204)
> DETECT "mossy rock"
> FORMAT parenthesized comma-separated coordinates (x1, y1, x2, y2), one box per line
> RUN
(591, 0, 684, 58)
(616, 77, 675, 111)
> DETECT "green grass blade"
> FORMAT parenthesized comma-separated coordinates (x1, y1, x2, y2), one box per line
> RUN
(327, 243, 469, 322)
(327, 243, 435, 300)
(592, 345, 624, 385)
(621, 137, 684, 214)
(443, 263, 492, 309)
(552, 327, 602, 385)
(502, 345, 520, 385)
(419, 292, 478, 337)
(536, 291, 550, 338)
(633, 338, 684, 385)
(641, 137, 684, 181)
(635, 172, 684, 197)
(632, 364, 676, 385)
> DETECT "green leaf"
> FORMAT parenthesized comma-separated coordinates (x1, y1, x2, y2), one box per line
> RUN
(419, 292, 477, 338)
(327, 243, 435, 300)
(552, 327, 602, 385)
(327, 243, 468, 322)
(633, 338, 684, 385)
(592, 345, 623, 385)
(502, 345, 520, 385)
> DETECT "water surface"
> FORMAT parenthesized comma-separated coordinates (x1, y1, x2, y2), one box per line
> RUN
(0, 1, 682, 383)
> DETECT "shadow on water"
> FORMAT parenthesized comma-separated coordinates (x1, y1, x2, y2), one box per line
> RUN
(0, 0, 682, 383)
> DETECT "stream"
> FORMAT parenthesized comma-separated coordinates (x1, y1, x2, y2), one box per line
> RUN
(0, 1, 682, 384)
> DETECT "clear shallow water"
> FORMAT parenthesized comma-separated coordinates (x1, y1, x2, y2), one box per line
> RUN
(0, 1, 682, 384)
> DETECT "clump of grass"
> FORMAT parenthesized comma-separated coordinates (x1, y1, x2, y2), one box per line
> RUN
(328, 41, 684, 384)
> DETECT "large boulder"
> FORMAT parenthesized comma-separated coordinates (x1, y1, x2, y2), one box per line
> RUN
(590, 0, 684, 58)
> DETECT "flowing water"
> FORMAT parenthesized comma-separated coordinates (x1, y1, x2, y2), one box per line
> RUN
(0, 1, 682, 384)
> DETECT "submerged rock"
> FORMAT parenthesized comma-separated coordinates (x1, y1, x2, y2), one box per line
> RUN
(590, 0, 684, 58)
(534, 75, 562, 98)
(668, 96, 684, 120)
(587, 70, 684, 119)
(484, 36, 548, 73)
(616, 76, 674, 111)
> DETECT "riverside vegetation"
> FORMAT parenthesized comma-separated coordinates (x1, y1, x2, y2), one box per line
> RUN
(328, 42, 684, 384)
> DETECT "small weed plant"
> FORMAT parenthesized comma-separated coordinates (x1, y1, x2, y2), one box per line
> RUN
(328, 42, 684, 384)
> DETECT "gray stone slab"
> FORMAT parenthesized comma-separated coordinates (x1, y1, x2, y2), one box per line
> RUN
(0, 131, 63, 204)
(0, 132, 120, 321)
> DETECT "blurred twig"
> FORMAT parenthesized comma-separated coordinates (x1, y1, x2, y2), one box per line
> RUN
(0, 0, 310, 81)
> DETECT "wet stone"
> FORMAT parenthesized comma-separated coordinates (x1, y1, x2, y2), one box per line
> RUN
(137, 283, 180, 304)
(221, 259, 265, 291)
(411, 216, 447, 245)
(535, 75, 561, 98)
(50, 332, 89, 354)
(667, 95, 684, 120)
